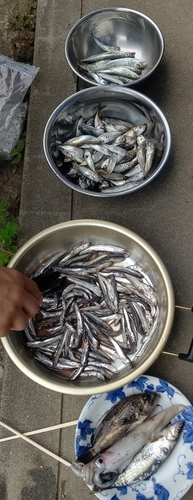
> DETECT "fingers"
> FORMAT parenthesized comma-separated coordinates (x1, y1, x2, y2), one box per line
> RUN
(0, 299, 28, 337)
(0, 287, 40, 337)
(22, 274, 43, 304)
(0, 267, 42, 337)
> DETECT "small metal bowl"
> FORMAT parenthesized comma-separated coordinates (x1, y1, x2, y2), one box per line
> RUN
(1, 220, 175, 395)
(65, 8, 164, 87)
(43, 86, 171, 197)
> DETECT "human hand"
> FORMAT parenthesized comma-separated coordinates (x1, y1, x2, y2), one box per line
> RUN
(0, 267, 42, 337)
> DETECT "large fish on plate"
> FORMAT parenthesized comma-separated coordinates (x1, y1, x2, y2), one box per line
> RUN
(114, 421, 183, 486)
(76, 391, 159, 464)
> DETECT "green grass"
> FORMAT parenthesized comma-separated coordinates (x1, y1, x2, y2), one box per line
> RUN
(0, 198, 19, 265)
(10, 138, 25, 164)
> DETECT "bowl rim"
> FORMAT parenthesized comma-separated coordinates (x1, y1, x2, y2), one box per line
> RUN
(43, 85, 171, 197)
(1, 219, 175, 395)
(64, 7, 165, 87)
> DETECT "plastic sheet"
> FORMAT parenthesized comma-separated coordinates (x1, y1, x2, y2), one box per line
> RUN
(0, 54, 39, 160)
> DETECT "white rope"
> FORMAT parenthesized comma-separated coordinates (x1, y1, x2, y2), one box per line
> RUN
(0, 421, 72, 467)
(0, 419, 78, 443)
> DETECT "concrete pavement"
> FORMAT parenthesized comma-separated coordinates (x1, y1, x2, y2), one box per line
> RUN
(0, 1, 193, 499)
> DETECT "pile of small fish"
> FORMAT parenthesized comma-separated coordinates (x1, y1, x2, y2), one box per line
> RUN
(23, 241, 159, 381)
(72, 392, 186, 490)
(50, 102, 165, 194)
(77, 31, 147, 86)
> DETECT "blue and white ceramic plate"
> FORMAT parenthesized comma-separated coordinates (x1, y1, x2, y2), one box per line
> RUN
(74, 375, 193, 500)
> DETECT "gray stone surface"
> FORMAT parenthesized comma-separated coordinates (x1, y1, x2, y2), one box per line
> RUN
(0, 0, 193, 499)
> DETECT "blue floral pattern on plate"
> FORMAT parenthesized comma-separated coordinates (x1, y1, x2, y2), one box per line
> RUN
(74, 375, 193, 500)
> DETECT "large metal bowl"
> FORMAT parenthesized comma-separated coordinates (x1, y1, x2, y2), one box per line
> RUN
(43, 86, 171, 197)
(1, 220, 175, 395)
(65, 8, 164, 87)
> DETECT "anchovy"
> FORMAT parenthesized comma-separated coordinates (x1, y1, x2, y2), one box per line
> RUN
(67, 277, 101, 297)
(97, 72, 131, 86)
(86, 58, 146, 73)
(26, 334, 63, 348)
(90, 31, 121, 53)
(59, 241, 91, 264)
(80, 51, 136, 63)
(90, 72, 107, 85)
(59, 145, 84, 163)
(98, 67, 140, 79)
(31, 249, 67, 279)
(78, 165, 103, 183)
(80, 244, 127, 255)
(63, 134, 100, 147)
(97, 272, 119, 313)
(137, 134, 146, 169)
(144, 141, 156, 177)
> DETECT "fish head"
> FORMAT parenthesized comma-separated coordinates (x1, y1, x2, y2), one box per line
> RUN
(141, 391, 159, 414)
(163, 421, 184, 442)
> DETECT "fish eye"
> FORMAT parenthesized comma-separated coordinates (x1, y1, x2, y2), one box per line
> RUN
(143, 392, 152, 402)
(95, 457, 104, 468)
(144, 391, 157, 403)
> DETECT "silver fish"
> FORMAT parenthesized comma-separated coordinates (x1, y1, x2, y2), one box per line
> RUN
(90, 31, 121, 53)
(88, 58, 146, 73)
(31, 249, 67, 279)
(59, 145, 84, 163)
(80, 244, 127, 256)
(144, 141, 156, 177)
(59, 241, 91, 265)
(96, 72, 130, 86)
(90, 72, 107, 85)
(115, 421, 183, 486)
(99, 67, 140, 79)
(80, 51, 136, 63)
(63, 134, 99, 147)
(137, 134, 146, 169)
(97, 272, 119, 313)
(78, 165, 103, 183)
(84, 150, 95, 171)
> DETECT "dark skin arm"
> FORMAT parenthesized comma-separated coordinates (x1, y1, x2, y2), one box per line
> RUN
(0, 267, 42, 337)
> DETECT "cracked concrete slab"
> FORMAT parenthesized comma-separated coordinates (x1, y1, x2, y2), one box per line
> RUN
(0, 0, 193, 499)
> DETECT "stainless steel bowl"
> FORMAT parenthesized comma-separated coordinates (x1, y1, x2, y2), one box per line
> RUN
(1, 220, 175, 395)
(65, 8, 164, 87)
(43, 86, 171, 197)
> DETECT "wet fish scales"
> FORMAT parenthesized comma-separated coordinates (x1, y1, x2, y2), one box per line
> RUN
(114, 421, 183, 486)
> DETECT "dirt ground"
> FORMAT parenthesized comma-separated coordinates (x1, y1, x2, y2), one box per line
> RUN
(0, 0, 36, 219)
(0, 160, 23, 218)
(0, 160, 22, 375)
(0, 1, 36, 374)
